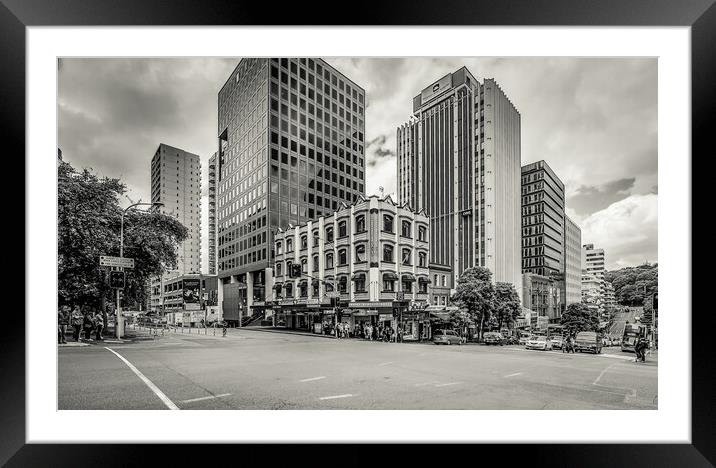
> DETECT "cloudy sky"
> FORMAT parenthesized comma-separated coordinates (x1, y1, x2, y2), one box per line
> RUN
(58, 57, 657, 271)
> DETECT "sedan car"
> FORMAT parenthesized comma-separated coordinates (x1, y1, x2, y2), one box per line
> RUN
(433, 329, 463, 345)
(526, 335, 553, 351)
(549, 335, 564, 350)
(482, 332, 504, 345)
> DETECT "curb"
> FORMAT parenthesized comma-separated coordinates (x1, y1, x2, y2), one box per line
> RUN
(238, 327, 337, 339)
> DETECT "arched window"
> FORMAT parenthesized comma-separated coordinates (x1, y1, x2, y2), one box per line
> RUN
(355, 244, 366, 263)
(286, 238, 293, 252)
(325, 252, 334, 269)
(338, 276, 348, 293)
(338, 248, 347, 265)
(383, 244, 394, 262)
(312, 230, 319, 245)
(325, 226, 334, 243)
(276, 241, 283, 255)
(312, 254, 319, 272)
(355, 214, 365, 233)
(418, 225, 426, 241)
(418, 251, 427, 267)
(301, 258, 307, 273)
(383, 214, 394, 233)
(275, 262, 283, 276)
(401, 220, 412, 238)
(300, 235, 308, 250)
(402, 248, 412, 265)
(338, 220, 347, 238)
(285, 283, 293, 298)
(300, 281, 308, 297)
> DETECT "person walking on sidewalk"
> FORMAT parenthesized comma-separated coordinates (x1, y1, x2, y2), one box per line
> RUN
(93, 311, 104, 341)
(71, 306, 83, 341)
(82, 311, 94, 340)
(58, 305, 69, 344)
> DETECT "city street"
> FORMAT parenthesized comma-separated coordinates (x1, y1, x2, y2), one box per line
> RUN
(58, 327, 657, 410)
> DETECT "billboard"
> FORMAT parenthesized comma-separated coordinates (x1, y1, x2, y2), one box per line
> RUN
(183, 278, 201, 310)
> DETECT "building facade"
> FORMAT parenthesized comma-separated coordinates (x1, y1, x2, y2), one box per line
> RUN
(522, 273, 563, 322)
(216, 58, 366, 322)
(564, 215, 582, 307)
(521, 160, 565, 277)
(208, 152, 218, 275)
(271, 195, 432, 339)
(150, 143, 202, 275)
(582, 243, 606, 281)
(157, 273, 219, 326)
(397, 68, 521, 301)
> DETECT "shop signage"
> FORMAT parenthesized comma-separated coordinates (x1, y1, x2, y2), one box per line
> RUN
(378, 314, 393, 321)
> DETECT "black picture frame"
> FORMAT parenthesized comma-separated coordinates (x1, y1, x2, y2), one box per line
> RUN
(3, 0, 711, 465)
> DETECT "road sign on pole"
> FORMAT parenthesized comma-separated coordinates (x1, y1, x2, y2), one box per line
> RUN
(100, 256, 135, 268)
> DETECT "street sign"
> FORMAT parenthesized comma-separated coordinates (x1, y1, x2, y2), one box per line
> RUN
(100, 256, 134, 268)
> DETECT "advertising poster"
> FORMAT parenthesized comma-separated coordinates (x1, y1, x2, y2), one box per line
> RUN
(183, 278, 201, 310)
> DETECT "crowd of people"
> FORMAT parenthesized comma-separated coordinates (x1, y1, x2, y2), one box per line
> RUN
(321, 321, 404, 342)
(58, 305, 105, 343)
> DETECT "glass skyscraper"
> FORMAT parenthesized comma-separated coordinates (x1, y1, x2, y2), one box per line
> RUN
(217, 58, 366, 323)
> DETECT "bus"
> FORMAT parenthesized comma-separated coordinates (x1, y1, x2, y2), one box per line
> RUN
(621, 323, 646, 353)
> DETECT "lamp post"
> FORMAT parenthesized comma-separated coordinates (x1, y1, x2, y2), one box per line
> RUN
(116, 202, 163, 338)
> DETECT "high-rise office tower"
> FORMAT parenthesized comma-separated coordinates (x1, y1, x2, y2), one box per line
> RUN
(564, 215, 582, 306)
(216, 58, 366, 322)
(208, 152, 218, 275)
(397, 67, 521, 302)
(521, 160, 565, 278)
(150, 143, 202, 275)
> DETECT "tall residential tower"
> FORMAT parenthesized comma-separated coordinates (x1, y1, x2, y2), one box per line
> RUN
(150, 143, 202, 275)
(216, 58, 366, 322)
(564, 215, 582, 306)
(397, 68, 521, 303)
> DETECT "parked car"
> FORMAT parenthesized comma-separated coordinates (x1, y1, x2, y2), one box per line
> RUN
(574, 331, 603, 354)
(483, 332, 504, 345)
(549, 335, 564, 350)
(526, 334, 553, 351)
(517, 332, 531, 345)
(433, 329, 463, 345)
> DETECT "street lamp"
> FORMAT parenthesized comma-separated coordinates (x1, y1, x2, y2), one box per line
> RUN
(115, 202, 164, 338)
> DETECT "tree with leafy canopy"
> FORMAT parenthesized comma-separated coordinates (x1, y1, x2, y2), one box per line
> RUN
(58, 161, 188, 327)
(494, 281, 522, 330)
(450, 267, 496, 341)
(560, 303, 600, 336)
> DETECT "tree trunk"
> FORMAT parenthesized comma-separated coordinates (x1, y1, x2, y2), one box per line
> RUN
(479, 314, 484, 341)
(100, 290, 108, 330)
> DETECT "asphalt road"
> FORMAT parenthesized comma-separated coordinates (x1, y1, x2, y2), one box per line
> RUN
(58, 328, 657, 410)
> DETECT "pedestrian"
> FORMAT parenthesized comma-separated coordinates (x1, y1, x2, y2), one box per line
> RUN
(71, 306, 83, 341)
(58, 305, 70, 344)
(83, 310, 94, 340)
(93, 311, 104, 341)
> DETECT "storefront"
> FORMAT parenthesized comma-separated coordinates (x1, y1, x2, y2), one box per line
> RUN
(399, 311, 431, 341)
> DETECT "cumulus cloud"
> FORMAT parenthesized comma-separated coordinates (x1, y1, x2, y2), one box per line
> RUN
(579, 194, 658, 270)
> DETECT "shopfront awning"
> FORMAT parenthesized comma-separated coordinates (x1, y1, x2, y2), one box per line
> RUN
(418, 275, 431, 284)
(401, 273, 416, 282)
(383, 272, 398, 281)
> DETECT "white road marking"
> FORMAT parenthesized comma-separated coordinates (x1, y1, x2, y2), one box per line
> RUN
(435, 382, 462, 387)
(504, 372, 523, 378)
(299, 376, 327, 382)
(414, 382, 439, 387)
(593, 364, 617, 386)
(181, 393, 232, 404)
(319, 394, 355, 400)
(378, 361, 393, 366)
(104, 347, 179, 410)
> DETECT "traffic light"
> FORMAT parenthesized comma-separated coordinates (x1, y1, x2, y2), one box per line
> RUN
(109, 271, 126, 289)
(291, 263, 302, 278)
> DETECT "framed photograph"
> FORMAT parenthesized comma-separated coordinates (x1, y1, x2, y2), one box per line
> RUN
(7, 0, 711, 464)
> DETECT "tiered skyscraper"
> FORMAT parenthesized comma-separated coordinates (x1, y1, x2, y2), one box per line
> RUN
(216, 58, 366, 323)
(397, 67, 522, 303)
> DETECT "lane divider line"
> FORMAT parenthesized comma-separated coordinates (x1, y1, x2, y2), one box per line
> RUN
(181, 393, 232, 404)
(435, 382, 462, 387)
(378, 362, 393, 366)
(319, 394, 354, 400)
(104, 347, 179, 410)
(299, 376, 327, 382)
(504, 372, 523, 378)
